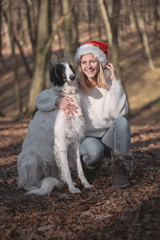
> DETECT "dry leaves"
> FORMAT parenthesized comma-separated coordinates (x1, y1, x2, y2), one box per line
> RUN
(0, 118, 160, 240)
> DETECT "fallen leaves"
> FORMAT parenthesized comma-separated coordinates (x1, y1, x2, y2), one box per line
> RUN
(0, 119, 160, 239)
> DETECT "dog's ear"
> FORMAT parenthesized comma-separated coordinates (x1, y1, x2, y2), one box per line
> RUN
(51, 53, 58, 66)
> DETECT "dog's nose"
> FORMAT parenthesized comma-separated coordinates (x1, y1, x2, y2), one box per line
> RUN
(70, 74, 76, 80)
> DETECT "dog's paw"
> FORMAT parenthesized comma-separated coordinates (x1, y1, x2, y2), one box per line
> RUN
(84, 182, 92, 189)
(69, 186, 81, 194)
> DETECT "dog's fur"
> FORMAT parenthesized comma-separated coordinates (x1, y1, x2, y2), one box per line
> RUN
(17, 62, 91, 195)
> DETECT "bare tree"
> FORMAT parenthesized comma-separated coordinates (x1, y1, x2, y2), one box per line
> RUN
(6, 0, 22, 116)
(23, 0, 38, 54)
(72, 0, 80, 49)
(98, 0, 121, 76)
(153, 0, 159, 51)
(26, 0, 50, 115)
(3, 9, 32, 79)
(110, 0, 121, 73)
(62, 0, 73, 60)
(26, 0, 77, 115)
(0, 0, 7, 69)
(98, 0, 113, 48)
(98, 0, 132, 117)
(131, 0, 156, 70)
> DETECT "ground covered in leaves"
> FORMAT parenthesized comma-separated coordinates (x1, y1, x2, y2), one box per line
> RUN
(0, 118, 160, 240)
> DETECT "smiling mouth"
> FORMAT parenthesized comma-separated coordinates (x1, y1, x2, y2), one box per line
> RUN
(86, 69, 95, 74)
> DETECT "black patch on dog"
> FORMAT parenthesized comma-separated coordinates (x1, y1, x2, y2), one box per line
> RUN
(69, 64, 75, 74)
(50, 63, 75, 87)
(50, 64, 66, 86)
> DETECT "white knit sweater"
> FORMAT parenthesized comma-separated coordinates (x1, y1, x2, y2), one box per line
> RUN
(36, 80, 128, 138)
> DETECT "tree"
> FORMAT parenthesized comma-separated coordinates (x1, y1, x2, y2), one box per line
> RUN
(26, 0, 50, 115)
(62, 0, 73, 60)
(98, 0, 121, 77)
(26, 0, 77, 115)
(153, 0, 159, 51)
(98, 0, 113, 48)
(131, 0, 156, 70)
(0, 0, 7, 69)
(6, 0, 22, 117)
(98, 0, 132, 117)
(110, 0, 121, 75)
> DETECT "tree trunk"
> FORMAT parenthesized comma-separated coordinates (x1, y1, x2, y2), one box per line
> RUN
(62, 0, 73, 59)
(26, 0, 77, 115)
(131, 0, 156, 70)
(130, 0, 145, 53)
(72, 0, 80, 50)
(26, 0, 50, 116)
(3, 8, 32, 78)
(98, 0, 131, 117)
(153, 0, 159, 51)
(98, 0, 113, 48)
(0, 1, 7, 69)
(6, 0, 22, 116)
(110, 0, 121, 75)
(14, 36, 32, 78)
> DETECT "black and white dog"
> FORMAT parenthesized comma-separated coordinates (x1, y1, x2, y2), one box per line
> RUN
(17, 61, 91, 195)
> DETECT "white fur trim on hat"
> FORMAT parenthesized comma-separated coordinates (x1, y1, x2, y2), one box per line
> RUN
(74, 44, 108, 67)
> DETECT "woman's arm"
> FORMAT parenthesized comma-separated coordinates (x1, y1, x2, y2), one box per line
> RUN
(105, 63, 128, 118)
(36, 89, 57, 112)
(108, 81, 128, 118)
(36, 88, 78, 117)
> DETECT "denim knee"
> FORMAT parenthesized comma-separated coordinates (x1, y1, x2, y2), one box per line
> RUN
(114, 116, 130, 132)
(80, 137, 104, 166)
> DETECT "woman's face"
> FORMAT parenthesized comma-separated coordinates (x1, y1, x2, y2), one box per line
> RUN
(80, 54, 100, 81)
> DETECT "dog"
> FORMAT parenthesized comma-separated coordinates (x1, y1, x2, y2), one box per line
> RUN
(17, 60, 92, 195)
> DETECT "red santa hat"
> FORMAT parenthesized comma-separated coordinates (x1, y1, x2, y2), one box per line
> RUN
(74, 40, 108, 67)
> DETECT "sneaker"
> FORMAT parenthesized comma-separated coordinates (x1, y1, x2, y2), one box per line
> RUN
(111, 150, 133, 188)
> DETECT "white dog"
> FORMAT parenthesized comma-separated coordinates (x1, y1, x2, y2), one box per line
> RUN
(17, 58, 91, 195)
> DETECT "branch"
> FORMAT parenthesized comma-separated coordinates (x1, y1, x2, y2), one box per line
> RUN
(44, 0, 77, 54)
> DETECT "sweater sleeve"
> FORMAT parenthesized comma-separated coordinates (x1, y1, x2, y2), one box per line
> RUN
(36, 89, 58, 112)
(108, 80, 128, 118)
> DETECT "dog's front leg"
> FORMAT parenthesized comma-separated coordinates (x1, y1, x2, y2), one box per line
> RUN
(76, 146, 92, 189)
(55, 143, 81, 194)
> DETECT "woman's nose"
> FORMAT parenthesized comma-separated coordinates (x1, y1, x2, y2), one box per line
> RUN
(86, 62, 92, 68)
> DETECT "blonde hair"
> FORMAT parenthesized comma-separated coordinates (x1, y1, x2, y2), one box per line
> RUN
(78, 62, 110, 92)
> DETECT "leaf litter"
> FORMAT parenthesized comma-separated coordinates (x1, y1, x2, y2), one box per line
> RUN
(0, 118, 160, 240)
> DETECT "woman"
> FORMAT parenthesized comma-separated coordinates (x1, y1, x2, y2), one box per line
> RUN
(36, 41, 133, 187)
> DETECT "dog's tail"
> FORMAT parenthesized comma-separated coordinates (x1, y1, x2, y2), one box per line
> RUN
(26, 177, 62, 195)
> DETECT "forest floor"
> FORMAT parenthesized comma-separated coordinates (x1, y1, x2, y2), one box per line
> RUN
(0, 27, 160, 239)
(0, 118, 160, 240)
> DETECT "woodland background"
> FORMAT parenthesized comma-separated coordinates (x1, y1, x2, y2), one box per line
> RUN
(0, 0, 160, 240)
(0, 0, 160, 120)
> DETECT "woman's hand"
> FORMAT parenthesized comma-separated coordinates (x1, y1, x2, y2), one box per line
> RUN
(105, 63, 118, 81)
(55, 96, 78, 118)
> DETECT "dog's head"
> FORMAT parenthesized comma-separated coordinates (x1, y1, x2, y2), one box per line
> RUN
(50, 62, 76, 87)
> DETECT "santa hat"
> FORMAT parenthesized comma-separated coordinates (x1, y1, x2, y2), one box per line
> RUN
(74, 40, 108, 67)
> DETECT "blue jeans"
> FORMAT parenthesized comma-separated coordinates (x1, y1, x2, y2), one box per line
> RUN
(80, 116, 131, 166)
